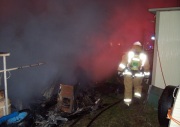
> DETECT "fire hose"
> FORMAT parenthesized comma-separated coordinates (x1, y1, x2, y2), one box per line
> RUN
(69, 99, 122, 127)
(86, 99, 122, 127)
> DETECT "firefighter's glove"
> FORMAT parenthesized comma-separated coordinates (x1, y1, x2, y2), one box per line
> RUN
(118, 71, 123, 77)
(144, 72, 150, 79)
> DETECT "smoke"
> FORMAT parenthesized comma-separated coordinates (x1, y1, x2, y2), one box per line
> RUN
(0, 0, 178, 106)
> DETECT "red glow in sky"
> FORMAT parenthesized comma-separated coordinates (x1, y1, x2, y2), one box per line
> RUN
(80, 0, 179, 81)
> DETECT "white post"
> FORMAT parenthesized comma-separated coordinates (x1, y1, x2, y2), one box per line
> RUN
(3, 56, 8, 115)
(0, 52, 10, 115)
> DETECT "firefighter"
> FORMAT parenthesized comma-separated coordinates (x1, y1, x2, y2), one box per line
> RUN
(117, 41, 150, 106)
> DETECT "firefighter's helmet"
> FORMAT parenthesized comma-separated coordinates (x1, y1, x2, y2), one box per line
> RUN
(133, 41, 142, 46)
(132, 41, 142, 54)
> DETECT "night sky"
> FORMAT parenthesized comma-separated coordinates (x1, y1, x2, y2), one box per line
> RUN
(0, 0, 179, 107)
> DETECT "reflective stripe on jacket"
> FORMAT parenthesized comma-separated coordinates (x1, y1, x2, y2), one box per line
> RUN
(118, 51, 150, 76)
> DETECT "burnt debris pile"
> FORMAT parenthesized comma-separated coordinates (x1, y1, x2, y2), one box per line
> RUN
(0, 83, 104, 127)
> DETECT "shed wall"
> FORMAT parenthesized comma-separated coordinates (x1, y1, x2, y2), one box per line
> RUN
(152, 10, 180, 89)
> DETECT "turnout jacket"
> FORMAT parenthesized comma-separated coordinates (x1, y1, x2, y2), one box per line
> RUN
(118, 50, 150, 77)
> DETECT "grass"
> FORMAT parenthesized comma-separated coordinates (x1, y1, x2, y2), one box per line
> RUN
(64, 76, 160, 127)
(69, 93, 160, 127)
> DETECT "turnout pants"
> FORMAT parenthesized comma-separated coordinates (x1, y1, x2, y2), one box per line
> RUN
(124, 75, 143, 100)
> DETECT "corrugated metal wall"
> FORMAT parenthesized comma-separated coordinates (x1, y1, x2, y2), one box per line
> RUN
(152, 10, 180, 89)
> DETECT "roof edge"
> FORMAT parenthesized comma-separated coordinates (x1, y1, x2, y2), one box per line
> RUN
(149, 7, 180, 14)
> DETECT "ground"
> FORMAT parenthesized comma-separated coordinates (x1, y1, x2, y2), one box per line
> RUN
(63, 76, 160, 127)
(63, 95, 159, 127)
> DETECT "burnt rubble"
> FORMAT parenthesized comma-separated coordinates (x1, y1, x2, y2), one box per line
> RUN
(28, 84, 103, 127)
(0, 79, 124, 127)
(0, 75, 122, 127)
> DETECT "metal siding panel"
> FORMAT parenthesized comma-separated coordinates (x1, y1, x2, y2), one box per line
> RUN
(154, 11, 180, 89)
